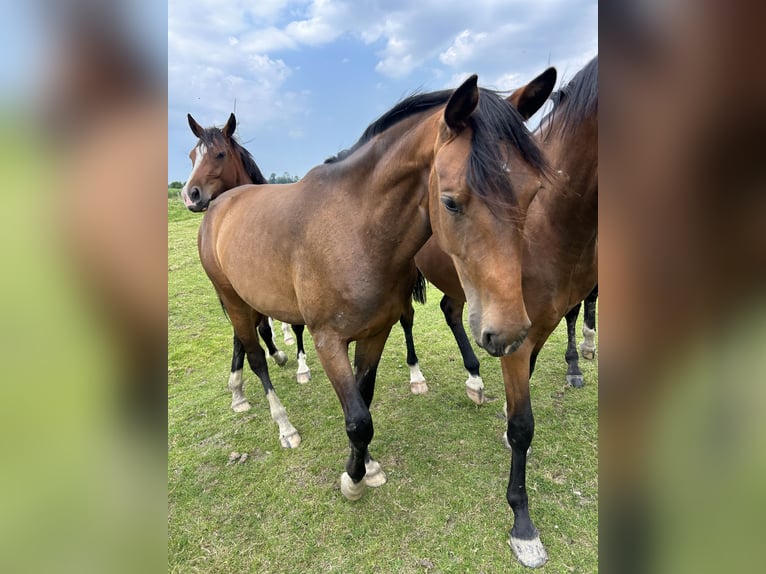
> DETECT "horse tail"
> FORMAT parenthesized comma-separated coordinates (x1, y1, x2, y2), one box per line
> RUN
(218, 296, 231, 321)
(412, 269, 427, 305)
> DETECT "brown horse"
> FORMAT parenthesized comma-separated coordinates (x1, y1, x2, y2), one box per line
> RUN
(403, 67, 559, 402)
(181, 75, 550, 506)
(411, 58, 597, 567)
(181, 113, 314, 448)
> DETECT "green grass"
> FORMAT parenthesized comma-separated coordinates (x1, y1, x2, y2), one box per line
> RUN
(168, 193, 598, 573)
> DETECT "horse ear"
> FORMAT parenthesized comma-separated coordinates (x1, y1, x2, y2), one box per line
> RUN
(444, 74, 479, 133)
(187, 114, 204, 138)
(223, 113, 237, 138)
(507, 67, 557, 120)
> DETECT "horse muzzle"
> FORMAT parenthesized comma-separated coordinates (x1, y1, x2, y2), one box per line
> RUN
(478, 326, 528, 357)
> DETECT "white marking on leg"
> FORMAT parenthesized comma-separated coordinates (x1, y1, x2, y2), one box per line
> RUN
(580, 325, 597, 359)
(266, 389, 300, 448)
(296, 350, 311, 384)
(281, 322, 294, 345)
(465, 373, 485, 404)
(409, 363, 428, 394)
(228, 369, 251, 412)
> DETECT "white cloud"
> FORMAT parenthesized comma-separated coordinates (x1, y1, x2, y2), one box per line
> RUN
(439, 30, 488, 67)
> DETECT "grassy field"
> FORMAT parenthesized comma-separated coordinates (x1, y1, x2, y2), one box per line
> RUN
(168, 194, 598, 573)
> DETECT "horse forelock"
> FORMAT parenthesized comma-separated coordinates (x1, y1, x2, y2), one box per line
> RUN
(465, 88, 552, 211)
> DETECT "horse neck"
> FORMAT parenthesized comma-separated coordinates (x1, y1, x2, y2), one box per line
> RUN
(323, 113, 438, 263)
(537, 115, 598, 241)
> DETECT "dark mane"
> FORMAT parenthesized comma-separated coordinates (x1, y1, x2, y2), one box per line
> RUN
(325, 85, 550, 208)
(196, 127, 267, 185)
(542, 56, 598, 140)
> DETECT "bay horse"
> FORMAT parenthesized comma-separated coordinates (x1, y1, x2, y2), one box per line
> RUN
(183, 113, 313, 377)
(181, 113, 311, 448)
(409, 58, 597, 567)
(401, 67, 559, 402)
(181, 75, 551, 520)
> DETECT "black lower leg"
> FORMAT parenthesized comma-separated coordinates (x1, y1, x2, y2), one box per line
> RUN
(231, 334, 245, 373)
(565, 303, 584, 387)
(506, 402, 538, 540)
(440, 295, 480, 377)
(399, 309, 419, 369)
(257, 319, 279, 356)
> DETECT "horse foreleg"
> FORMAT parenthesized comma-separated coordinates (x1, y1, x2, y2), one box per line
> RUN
(399, 305, 428, 394)
(564, 302, 585, 388)
(354, 330, 391, 488)
(313, 331, 380, 501)
(440, 295, 484, 403)
(502, 347, 548, 568)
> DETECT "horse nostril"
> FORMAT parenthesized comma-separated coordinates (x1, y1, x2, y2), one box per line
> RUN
(190, 186, 201, 203)
(481, 330, 498, 350)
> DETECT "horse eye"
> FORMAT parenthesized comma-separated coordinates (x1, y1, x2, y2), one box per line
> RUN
(441, 196, 460, 214)
(215, 151, 226, 160)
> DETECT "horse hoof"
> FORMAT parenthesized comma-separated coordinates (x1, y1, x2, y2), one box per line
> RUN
(566, 374, 585, 388)
(231, 400, 252, 413)
(340, 472, 366, 501)
(296, 370, 311, 384)
(465, 375, 485, 404)
(283, 335, 295, 346)
(364, 460, 387, 488)
(279, 431, 301, 449)
(509, 534, 548, 568)
(466, 386, 486, 405)
(273, 351, 288, 367)
(410, 381, 428, 395)
(580, 347, 596, 360)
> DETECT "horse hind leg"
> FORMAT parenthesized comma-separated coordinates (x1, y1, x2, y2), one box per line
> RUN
(281, 320, 295, 345)
(245, 345, 301, 448)
(292, 324, 311, 384)
(564, 302, 585, 387)
(400, 305, 428, 394)
(440, 295, 484, 403)
(259, 318, 288, 367)
(579, 285, 598, 360)
(228, 303, 300, 448)
(228, 334, 251, 412)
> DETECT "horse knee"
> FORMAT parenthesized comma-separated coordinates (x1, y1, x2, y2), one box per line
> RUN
(345, 411, 374, 447)
(506, 412, 534, 451)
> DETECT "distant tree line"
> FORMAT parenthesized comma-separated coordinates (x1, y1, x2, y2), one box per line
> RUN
(168, 172, 300, 189)
(268, 172, 300, 184)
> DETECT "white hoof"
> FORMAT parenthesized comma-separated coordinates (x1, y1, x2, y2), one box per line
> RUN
(466, 374, 485, 404)
(340, 472, 366, 501)
(279, 430, 301, 449)
(410, 381, 429, 395)
(509, 534, 548, 568)
(231, 399, 252, 413)
(363, 460, 387, 488)
(580, 345, 596, 360)
(272, 351, 288, 367)
(283, 335, 295, 346)
(296, 369, 311, 384)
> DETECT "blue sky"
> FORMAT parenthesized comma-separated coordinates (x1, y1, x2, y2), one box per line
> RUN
(168, 0, 597, 183)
